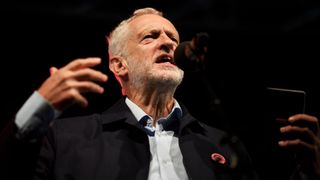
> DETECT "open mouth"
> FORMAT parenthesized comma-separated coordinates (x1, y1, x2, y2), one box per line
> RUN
(156, 55, 175, 65)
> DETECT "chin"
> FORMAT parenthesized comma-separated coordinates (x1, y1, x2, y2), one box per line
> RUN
(156, 71, 183, 85)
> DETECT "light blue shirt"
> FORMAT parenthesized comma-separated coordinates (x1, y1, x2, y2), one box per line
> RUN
(15, 91, 61, 140)
(125, 98, 189, 180)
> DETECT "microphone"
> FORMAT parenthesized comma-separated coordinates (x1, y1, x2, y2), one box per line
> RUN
(191, 32, 210, 56)
(174, 32, 209, 71)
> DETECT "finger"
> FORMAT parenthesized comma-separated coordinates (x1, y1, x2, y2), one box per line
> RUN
(62, 80, 105, 94)
(278, 139, 314, 151)
(280, 125, 314, 138)
(280, 125, 316, 143)
(53, 89, 89, 110)
(50, 67, 58, 76)
(76, 81, 105, 94)
(63, 57, 102, 71)
(289, 114, 318, 124)
(62, 82, 104, 107)
(288, 114, 319, 134)
(71, 68, 108, 82)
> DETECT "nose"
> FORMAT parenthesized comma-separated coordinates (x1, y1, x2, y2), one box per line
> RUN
(159, 34, 175, 53)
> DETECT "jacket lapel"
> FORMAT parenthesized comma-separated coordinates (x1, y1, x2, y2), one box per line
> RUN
(100, 98, 150, 180)
(178, 105, 234, 180)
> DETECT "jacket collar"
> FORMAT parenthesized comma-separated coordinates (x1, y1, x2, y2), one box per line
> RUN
(101, 98, 145, 132)
(101, 97, 200, 136)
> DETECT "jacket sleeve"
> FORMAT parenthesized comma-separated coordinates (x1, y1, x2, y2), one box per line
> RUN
(0, 120, 43, 180)
(33, 125, 56, 180)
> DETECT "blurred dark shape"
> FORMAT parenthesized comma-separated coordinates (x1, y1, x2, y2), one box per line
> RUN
(193, 32, 210, 54)
(175, 32, 228, 130)
(175, 32, 209, 73)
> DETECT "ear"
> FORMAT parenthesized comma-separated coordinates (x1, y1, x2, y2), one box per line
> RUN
(109, 57, 128, 77)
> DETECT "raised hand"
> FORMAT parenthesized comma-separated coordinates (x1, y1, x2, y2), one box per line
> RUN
(38, 57, 108, 111)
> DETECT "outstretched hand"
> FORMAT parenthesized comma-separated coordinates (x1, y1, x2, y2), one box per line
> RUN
(38, 57, 108, 111)
(279, 114, 320, 176)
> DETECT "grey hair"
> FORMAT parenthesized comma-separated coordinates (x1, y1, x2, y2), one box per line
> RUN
(108, 7, 163, 59)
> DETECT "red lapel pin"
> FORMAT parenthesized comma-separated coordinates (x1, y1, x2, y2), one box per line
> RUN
(211, 153, 226, 165)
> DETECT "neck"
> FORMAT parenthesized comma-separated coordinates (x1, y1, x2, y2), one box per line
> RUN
(126, 86, 176, 125)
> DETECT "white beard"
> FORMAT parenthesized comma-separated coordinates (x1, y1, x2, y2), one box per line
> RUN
(128, 59, 184, 92)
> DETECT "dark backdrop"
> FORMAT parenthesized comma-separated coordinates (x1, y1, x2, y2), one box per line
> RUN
(1, 1, 320, 179)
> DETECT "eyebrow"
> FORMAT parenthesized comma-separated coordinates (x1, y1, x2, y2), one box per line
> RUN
(138, 27, 178, 41)
(165, 30, 179, 42)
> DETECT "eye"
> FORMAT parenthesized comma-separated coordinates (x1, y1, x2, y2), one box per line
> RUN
(141, 35, 154, 44)
(143, 34, 154, 39)
(141, 33, 159, 44)
(170, 36, 178, 44)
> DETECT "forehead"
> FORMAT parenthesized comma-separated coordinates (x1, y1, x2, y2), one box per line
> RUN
(128, 14, 179, 39)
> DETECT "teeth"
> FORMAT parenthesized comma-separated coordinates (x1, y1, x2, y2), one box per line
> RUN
(157, 55, 173, 63)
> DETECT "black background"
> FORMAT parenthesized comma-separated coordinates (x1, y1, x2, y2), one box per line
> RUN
(1, 0, 320, 179)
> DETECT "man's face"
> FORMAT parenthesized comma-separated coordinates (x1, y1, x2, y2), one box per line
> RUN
(125, 14, 184, 88)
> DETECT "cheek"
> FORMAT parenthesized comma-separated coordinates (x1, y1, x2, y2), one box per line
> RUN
(126, 50, 154, 70)
(128, 59, 147, 73)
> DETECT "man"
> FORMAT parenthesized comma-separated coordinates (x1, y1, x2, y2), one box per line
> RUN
(0, 7, 318, 180)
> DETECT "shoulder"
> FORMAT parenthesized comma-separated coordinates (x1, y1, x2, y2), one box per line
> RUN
(51, 113, 102, 138)
(49, 98, 129, 138)
(197, 122, 246, 151)
(179, 101, 229, 141)
(188, 120, 234, 147)
(199, 122, 229, 138)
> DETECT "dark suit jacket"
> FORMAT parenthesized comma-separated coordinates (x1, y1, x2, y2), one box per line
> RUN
(1, 98, 259, 180)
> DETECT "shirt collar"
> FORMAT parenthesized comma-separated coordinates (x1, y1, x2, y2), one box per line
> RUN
(125, 97, 182, 122)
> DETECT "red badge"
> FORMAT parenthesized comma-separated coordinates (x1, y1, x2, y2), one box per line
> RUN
(211, 153, 226, 165)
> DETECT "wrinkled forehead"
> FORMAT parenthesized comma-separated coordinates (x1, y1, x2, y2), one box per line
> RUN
(128, 14, 180, 41)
